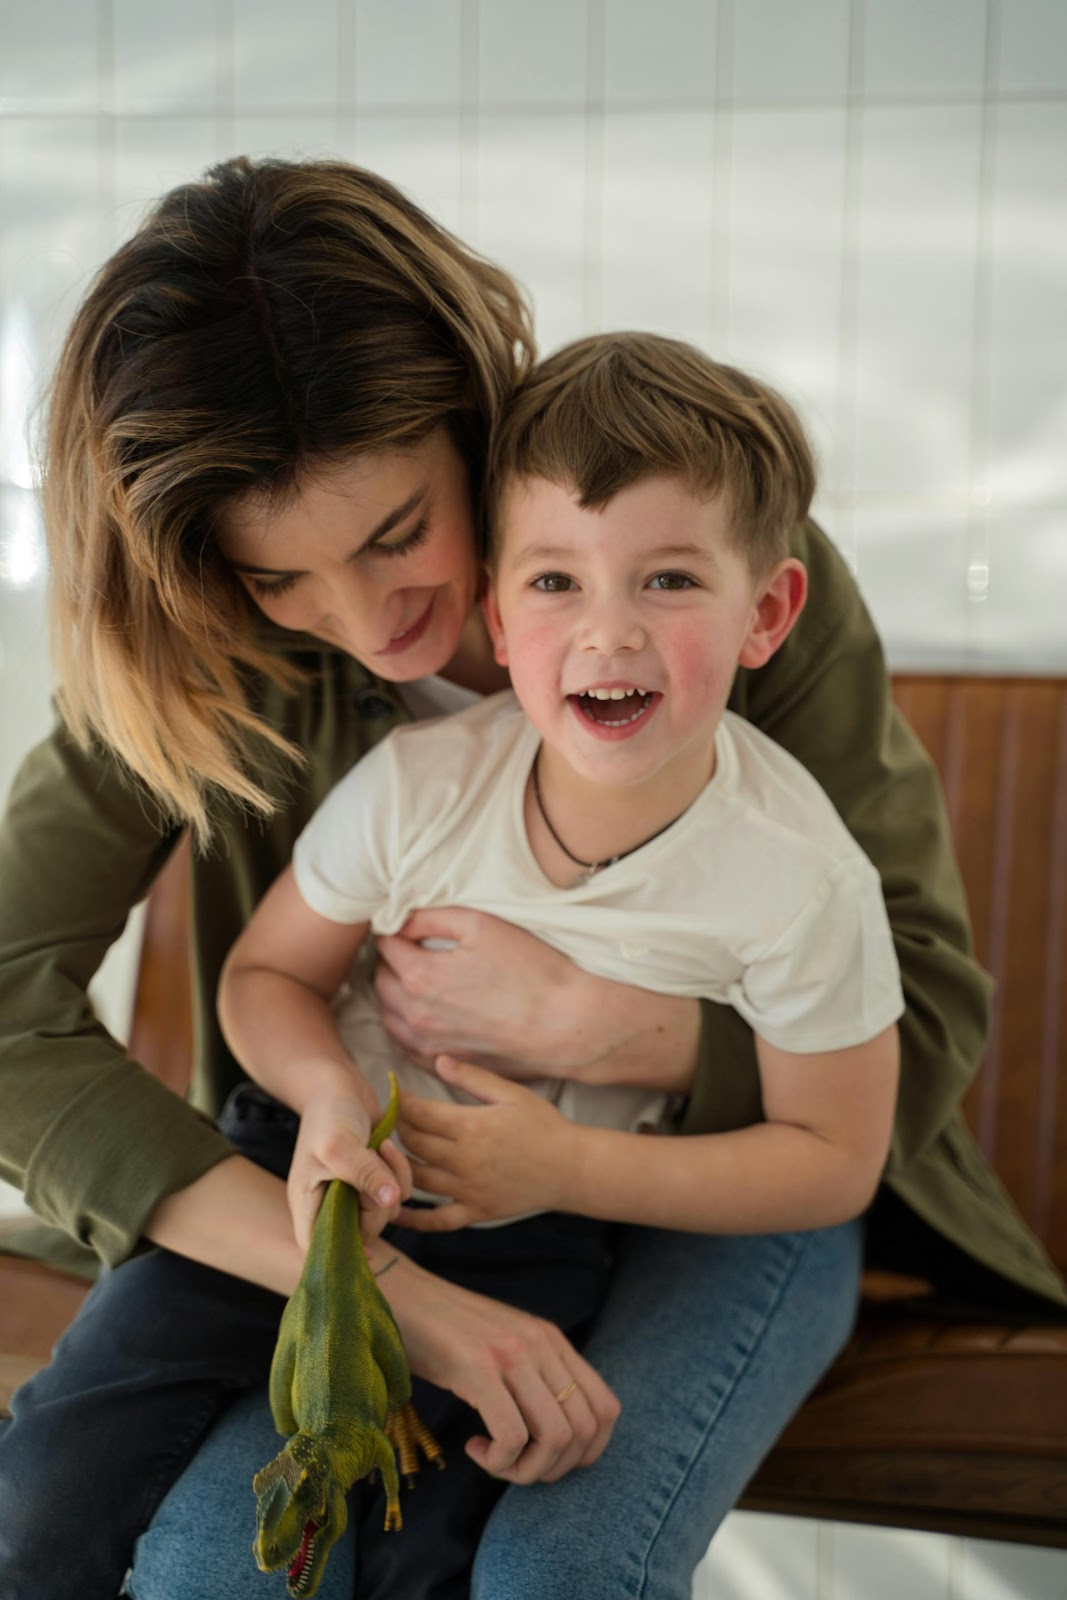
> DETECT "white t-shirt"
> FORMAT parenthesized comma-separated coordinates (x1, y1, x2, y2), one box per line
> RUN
(293, 691, 904, 1210)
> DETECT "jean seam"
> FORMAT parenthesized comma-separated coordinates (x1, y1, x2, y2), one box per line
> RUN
(132, 1389, 234, 1538)
(633, 1232, 807, 1599)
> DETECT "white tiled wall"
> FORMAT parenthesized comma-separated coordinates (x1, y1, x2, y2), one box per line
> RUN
(1, 4, 1065, 1593)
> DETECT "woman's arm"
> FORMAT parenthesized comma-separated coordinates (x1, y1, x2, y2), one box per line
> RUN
(396, 1029, 899, 1233)
(0, 718, 236, 1267)
(374, 906, 701, 1090)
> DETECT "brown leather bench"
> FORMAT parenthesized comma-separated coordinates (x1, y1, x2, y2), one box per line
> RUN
(3, 674, 1066, 1548)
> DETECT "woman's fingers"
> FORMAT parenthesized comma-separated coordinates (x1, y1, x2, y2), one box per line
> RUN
(384, 1262, 620, 1484)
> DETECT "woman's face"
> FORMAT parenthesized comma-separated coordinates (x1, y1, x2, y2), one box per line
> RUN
(217, 428, 479, 681)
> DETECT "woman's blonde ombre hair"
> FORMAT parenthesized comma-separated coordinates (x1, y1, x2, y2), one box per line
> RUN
(45, 156, 533, 843)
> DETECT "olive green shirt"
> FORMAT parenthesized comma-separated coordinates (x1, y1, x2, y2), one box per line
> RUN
(1, 521, 1063, 1306)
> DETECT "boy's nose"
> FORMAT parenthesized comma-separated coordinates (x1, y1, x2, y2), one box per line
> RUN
(578, 599, 646, 655)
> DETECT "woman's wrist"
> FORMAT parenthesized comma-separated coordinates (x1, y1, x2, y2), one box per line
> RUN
(144, 1154, 305, 1297)
(558, 976, 702, 1091)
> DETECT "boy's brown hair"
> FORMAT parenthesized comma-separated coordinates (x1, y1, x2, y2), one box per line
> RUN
(487, 332, 815, 576)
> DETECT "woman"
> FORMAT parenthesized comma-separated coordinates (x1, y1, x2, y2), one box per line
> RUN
(0, 157, 1060, 1600)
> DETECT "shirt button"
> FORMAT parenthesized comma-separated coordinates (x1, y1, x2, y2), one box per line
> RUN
(354, 689, 397, 720)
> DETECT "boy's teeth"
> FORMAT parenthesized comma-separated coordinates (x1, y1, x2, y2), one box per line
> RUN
(584, 687, 647, 700)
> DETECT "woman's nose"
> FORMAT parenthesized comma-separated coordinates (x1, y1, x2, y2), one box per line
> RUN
(313, 570, 383, 654)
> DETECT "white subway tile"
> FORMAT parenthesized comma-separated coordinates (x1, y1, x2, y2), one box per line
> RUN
(349, 116, 464, 238)
(604, 0, 718, 107)
(863, 0, 987, 99)
(231, 117, 343, 162)
(474, 114, 587, 353)
(695, 1510, 819, 1600)
(985, 103, 1067, 504)
(731, 0, 851, 105)
(852, 106, 983, 499)
(831, 1520, 951, 1600)
(850, 502, 970, 669)
(354, 0, 463, 109)
(599, 111, 715, 339)
(724, 108, 848, 495)
(113, 0, 219, 113)
(998, 0, 1067, 94)
(961, 1535, 1067, 1600)
(477, 0, 587, 108)
(112, 121, 219, 249)
(0, 118, 104, 370)
(980, 509, 1067, 671)
(233, 0, 340, 110)
(0, 0, 99, 114)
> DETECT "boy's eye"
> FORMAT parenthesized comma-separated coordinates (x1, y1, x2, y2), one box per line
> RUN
(648, 571, 695, 591)
(532, 573, 576, 592)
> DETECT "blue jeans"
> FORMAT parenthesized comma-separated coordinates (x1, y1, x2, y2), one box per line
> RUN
(0, 1089, 611, 1600)
(127, 1218, 862, 1600)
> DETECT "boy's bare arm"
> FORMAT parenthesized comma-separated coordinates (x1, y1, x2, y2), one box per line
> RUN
(218, 865, 407, 1246)
(397, 1028, 899, 1234)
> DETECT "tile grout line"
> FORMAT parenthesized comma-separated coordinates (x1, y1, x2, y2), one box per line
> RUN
(582, 0, 604, 334)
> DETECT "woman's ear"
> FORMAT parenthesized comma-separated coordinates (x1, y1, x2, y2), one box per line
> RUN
(480, 580, 509, 667)
(738, 557, 808, 670)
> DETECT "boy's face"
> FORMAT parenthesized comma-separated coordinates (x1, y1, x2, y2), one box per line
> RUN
(484, 474, 800, 793)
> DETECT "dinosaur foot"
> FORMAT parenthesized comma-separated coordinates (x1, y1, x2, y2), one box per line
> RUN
(386, 1400, 446, 1487)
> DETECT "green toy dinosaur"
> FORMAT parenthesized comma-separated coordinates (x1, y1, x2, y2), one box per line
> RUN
(252, 1074, 444, 1597)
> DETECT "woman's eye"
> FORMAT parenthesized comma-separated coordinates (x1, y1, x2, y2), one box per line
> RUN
(376, 516, 430, 559)
(532, 573, 575, 592)
(648, 571, 695, 591)
(246, 572, 298, 600)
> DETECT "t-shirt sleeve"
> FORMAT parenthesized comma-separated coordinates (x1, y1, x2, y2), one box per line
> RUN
(292, 734, 400, 924)
(729, 859, 905, 1054)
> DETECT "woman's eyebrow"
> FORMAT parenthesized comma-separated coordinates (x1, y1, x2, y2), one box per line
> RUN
(227, 485, 428, 576)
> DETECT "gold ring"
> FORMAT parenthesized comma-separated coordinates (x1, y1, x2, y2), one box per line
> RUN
(555, 1380, 579, 1403)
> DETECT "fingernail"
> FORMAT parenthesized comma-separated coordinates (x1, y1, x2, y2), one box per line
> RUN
(378, 1185, 397, 1204)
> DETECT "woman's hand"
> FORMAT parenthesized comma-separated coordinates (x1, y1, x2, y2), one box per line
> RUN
(381, 1250, 621, 1484)
(397, 1056, 579, 1229)
(286, 1082, 414, 1251)
(374, 907, 701, 1090)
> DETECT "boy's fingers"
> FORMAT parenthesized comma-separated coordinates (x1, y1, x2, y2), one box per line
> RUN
(397, 1091, 463, 1138)
(395, 1122, 454, 1167)
(434, 1054, 514, 1103)
(340, 1146, 400, 1207)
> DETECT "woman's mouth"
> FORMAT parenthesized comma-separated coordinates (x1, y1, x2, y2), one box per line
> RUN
(569, 688, 661, 736)
(379, 598, 434, 656)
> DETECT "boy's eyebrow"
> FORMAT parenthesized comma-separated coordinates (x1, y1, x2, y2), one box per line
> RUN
(228, 486, 428, 576)
(510, 539, 721, 567)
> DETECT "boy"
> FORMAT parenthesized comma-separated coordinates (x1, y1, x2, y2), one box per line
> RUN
(221, 331, 902, 1259)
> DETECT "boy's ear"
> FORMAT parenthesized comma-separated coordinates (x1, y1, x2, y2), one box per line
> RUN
(480, 579, 509, 667)
(738, 557, 808, 670)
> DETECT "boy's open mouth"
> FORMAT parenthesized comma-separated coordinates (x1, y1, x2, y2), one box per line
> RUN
(569, 688, 660, 729)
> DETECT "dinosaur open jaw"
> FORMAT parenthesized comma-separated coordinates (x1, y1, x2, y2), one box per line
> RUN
(287, 1519, 323, 1596)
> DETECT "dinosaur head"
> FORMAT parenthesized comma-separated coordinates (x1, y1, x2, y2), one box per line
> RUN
(252, 1433, 348, 1598)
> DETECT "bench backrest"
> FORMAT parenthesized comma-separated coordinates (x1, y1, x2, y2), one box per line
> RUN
(893, 676, 1067, 1273)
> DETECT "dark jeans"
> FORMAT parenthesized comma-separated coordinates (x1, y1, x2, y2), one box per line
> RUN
(0, 1086, 613, 1600)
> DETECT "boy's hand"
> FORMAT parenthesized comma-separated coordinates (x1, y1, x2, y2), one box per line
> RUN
(287, 1084, 413, 1251)
(396, 1056, 578, 1229)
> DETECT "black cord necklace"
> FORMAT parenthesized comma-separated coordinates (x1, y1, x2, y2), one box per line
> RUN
(531, 751, 685, 882)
